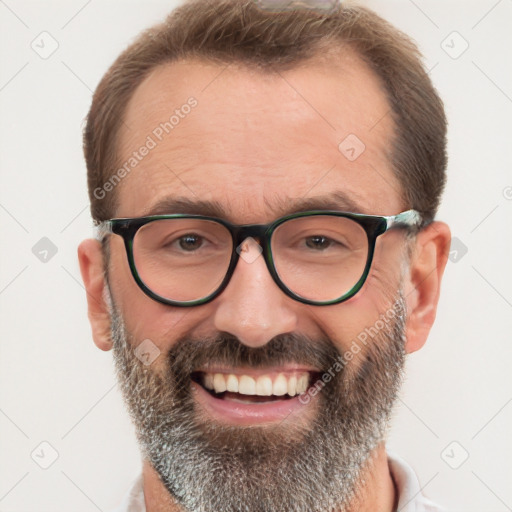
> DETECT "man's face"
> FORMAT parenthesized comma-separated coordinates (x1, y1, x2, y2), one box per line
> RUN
(106, 53, 410, 510)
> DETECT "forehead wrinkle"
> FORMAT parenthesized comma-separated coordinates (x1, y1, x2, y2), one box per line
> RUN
(114, 55, 405, 222)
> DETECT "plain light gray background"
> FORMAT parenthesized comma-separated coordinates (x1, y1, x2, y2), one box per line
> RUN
(0, 1, 511, 510)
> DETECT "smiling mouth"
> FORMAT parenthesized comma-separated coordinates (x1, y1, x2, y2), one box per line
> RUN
(191, 370, 318, 404)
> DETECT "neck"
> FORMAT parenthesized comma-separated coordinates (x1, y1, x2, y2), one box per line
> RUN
(142, 443, 397, 512)
(142, 461, 181, 512)
(348, 444, 398, 512)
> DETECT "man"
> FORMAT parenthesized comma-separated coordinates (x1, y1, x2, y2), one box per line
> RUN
(78, 0, 451, 510)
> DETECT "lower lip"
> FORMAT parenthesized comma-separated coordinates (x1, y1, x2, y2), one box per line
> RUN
(191, 381, 316, 426)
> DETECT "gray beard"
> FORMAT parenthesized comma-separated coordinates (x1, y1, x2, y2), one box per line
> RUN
(110, 293, 406, 512)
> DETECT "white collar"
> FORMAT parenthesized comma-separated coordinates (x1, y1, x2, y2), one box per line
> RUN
(388, 452, 446, 512)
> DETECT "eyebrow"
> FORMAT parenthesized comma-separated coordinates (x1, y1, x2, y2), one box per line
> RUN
(142, 191, 366, 220)
(143, 197, 229, 218)
(270, 192, 365, 216)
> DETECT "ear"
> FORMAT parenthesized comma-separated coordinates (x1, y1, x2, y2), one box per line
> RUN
(77, 239, 113, 351)
(403, 221, 451, 354)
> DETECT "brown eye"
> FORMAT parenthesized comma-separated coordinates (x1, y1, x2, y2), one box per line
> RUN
(178, 234, 204, 251)
(305, 235, 334, 250)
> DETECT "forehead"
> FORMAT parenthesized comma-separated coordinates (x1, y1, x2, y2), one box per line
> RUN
(115, 52, 404, 222)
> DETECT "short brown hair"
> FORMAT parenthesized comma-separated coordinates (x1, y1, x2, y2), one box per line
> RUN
(83, 0, 447, 225)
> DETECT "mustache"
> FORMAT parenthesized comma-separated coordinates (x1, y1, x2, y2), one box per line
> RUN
(165, 331, 342, 376)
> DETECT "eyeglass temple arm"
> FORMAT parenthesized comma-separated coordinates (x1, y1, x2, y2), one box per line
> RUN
(384, 209, 422, 230)
(94, 221, 114, 241)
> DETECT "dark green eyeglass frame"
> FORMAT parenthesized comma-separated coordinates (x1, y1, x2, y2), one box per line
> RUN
(95, 209, 422, 307)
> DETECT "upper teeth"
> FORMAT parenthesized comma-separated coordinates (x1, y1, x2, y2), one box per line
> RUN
(202, 372, 310, 397)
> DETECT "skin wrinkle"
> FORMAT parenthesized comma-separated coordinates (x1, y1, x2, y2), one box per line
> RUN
(113, 57, 400, 222)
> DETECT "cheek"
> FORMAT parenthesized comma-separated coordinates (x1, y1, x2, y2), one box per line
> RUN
(312, 248, 403, 358)
(108, 238, 197, 356)
(108, 238, 146, 317)
(313, 291, 384, 359)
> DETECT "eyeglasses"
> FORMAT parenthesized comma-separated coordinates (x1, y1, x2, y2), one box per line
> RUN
(95, 209, 422, 307)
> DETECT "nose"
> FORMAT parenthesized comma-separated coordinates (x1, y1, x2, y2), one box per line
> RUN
(213, 237, 298, 348)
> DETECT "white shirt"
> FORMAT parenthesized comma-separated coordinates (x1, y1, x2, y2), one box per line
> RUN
(111, 453, 445, 512)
